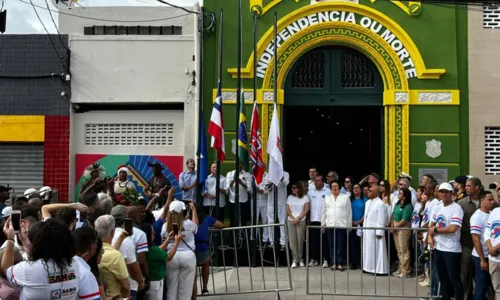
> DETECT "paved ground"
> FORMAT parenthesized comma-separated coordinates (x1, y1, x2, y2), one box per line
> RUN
(195, 266, 432, 300)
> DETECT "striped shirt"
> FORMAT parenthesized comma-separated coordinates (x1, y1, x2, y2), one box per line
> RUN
(470, 210, 489, 258)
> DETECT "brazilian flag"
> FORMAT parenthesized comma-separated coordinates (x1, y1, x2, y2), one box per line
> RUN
(238, 90, 249, 171)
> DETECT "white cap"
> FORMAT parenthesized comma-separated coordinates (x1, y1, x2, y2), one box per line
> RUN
(438, 182, 453, 191)
(1, 206, 12, 217)
(169, 200, 186, 213)
(24, 188, 38, 197)
(39, 186, 52, 196)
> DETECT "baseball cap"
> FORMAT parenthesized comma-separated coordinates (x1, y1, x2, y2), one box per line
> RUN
(400, 172, 412, 181)
(438, 182, 453, 192)
(169, 200, 186, 213)
(24, 188, 37, 197)
(39, 186, 52, 197)
(2, 206, 12, 217)
(0, 186, 12, 193)
(454, 175, 467, 185)
(111, 205, 128, 220)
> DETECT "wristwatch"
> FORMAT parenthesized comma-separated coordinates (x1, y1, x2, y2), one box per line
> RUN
(434, 227, 438, 234)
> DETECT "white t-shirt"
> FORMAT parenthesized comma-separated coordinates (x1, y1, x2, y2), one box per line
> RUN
(470, 210, 489, 258)
(74, 256, 100, 300)
(161, 219, 198, 252)
(130, 226, 149, 254)
(112, 227, 138, 291)
(286, 195, 309, 222)
(484, 207, 500, 262)
(307, 187, 329, 223)
(411, 202, 422, 229)
(431, 202, 464, 253)
(7, 258, 80, 300)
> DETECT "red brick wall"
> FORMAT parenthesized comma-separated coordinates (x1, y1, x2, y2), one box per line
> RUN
(43, 116, 70, 202)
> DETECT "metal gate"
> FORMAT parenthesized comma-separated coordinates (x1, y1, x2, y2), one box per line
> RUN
(0, 143, 44, 195)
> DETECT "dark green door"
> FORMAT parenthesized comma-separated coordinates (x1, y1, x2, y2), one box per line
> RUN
(283, 46, 384, 183)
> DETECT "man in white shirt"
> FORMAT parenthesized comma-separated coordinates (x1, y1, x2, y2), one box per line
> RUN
(470, 191, 494, 300)
(307, 175, 330, 267)
(485, 205, 500, 299)
(362, 185, 388, 275)
(226, 163, 253, 227)
(203, 162, 227, 221)
(256, 170, 269, 245)
(267, 171, 290, 249)
(111, 206, 144, 299)
(427, 182, 464, 300)
(72, 227, 101, 300)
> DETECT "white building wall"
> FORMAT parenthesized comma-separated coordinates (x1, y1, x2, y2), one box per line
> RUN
(61, 6, 199, 198)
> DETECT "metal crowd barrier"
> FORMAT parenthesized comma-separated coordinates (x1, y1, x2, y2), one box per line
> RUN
(306, 225, 439, 299)
(196, 223, 293, 299)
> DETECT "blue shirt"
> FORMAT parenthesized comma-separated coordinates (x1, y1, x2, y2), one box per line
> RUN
(351, 197, 366, 222)
(194, 216, 216, 252)
(153, 218, 164, 246)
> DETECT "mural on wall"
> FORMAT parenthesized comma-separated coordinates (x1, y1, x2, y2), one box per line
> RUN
(75, 154, 183, 202)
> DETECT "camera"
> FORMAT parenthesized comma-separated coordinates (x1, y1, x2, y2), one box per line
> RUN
(489, 183, 498, 190)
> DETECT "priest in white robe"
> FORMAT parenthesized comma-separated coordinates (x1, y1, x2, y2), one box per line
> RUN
(362, 185, 389, 275)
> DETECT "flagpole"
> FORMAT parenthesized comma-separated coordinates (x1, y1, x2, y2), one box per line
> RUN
(196, 7, 204, 204)
(273, 11, 279, 250)
(234, 0, 242, 228)
(250, 9, 259, 267)
(215, 8, 223, 222)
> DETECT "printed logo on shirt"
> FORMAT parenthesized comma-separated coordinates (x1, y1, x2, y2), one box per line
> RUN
(412, 211, 420, 225)
(491, 221, 500, 239)
(50, 289, 61, 300)
(47, 271, 76, 284)
(61, 287, 77, 297)
(435, 215, 447, 228)
(422, 209, 430, 223)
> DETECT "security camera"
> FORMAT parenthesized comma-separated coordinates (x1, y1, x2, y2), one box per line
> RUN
(61, 91, 66, 97)
(65, 74, 71, 81)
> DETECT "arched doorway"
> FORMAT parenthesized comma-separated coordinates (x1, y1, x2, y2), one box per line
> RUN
(284, 46, 384, 184)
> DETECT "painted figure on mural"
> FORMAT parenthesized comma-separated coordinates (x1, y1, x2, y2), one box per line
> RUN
(80, 163, 106, 197)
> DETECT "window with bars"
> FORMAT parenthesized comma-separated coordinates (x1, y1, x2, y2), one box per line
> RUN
(484, 5, 500, 29)
(291, 51, 325, 88)
(85, 123, 174, 146)
(485, 126, 500, 174)
(341, 51, 375, 88)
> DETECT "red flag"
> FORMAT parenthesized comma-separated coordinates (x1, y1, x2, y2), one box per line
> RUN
(250, 102, 264, 184)
(208, 81, 225, 161)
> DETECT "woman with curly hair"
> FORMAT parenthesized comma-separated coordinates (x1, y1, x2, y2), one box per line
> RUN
(1, 218, 82, 299)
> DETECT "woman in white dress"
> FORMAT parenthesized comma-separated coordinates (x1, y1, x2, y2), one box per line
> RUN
(113, 166, 136, 205)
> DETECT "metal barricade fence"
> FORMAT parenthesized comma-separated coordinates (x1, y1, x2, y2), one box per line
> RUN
(196, 223, 293, 299)
(306, 225, 439, 299)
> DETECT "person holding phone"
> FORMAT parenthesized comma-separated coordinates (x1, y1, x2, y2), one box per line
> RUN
(161, 200, 198, 300)
(1, 218, 82, 299)
(138, 222, 182, 300)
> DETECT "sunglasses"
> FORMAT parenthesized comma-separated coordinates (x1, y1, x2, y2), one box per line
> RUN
(345, 180, 351, 183)
(380, 184, 385, 187)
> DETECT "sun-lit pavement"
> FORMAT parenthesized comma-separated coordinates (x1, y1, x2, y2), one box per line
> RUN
(196, 266, 431, 300)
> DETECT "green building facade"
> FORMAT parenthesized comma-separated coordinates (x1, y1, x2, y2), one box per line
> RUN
(202, 0, 468, 184)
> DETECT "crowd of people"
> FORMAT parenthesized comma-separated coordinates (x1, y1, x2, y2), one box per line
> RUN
(1, 157, 500, 300)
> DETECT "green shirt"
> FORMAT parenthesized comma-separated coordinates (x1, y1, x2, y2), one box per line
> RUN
(146, 245, 167, 281)
(393, 203, 413, 222)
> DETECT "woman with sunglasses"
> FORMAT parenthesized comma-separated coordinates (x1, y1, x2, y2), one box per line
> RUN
(286, 183, 310, 268)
